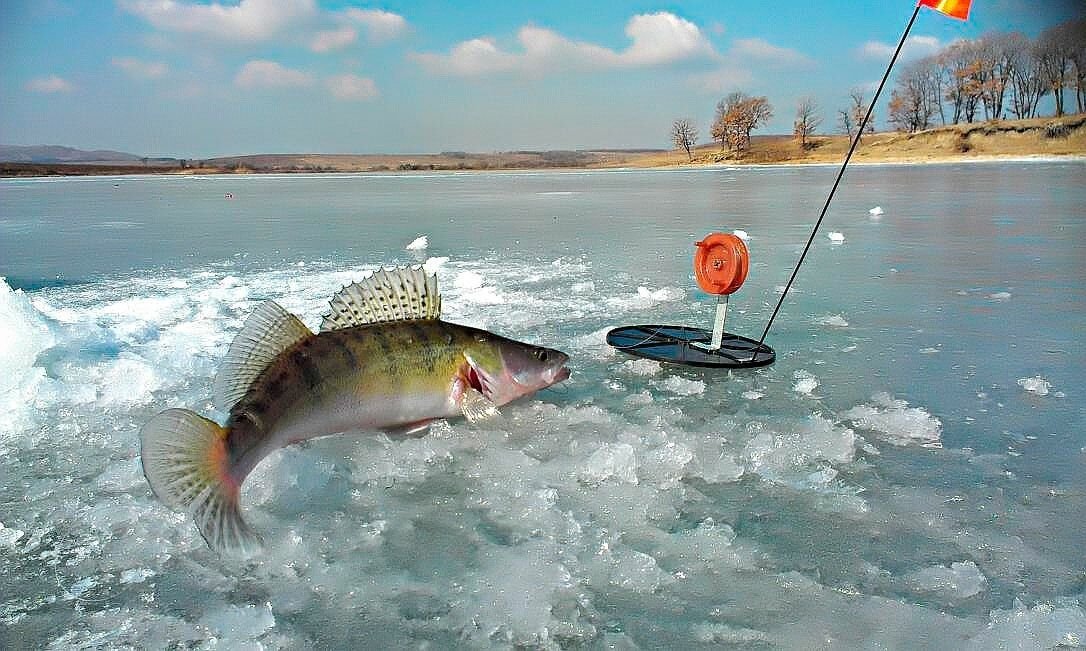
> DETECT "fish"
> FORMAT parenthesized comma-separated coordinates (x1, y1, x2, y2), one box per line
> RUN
(140, 266, 570, 553)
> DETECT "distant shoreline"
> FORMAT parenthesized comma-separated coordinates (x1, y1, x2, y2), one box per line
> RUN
(3, 153, 1084, 182)
(3, 114, 1083, 179)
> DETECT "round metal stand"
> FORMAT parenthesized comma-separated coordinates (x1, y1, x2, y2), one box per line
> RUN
(605, 325, 775, 368)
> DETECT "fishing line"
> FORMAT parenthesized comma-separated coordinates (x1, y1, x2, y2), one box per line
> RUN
(754, 3, 923, 355)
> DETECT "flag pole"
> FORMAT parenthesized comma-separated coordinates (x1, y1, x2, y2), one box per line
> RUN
(752, 2, 924, 356)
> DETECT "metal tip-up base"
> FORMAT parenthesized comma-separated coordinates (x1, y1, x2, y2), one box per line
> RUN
(605, 325, 775, 368)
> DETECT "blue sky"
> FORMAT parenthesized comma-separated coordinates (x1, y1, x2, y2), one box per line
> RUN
(1, 0, 1081, 157)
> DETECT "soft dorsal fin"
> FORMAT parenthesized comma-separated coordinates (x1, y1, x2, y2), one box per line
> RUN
(320, 266, 441, 332)
(213, 301, 312, 411)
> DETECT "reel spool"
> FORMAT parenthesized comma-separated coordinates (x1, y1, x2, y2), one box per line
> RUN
(606, 232, 775, 368)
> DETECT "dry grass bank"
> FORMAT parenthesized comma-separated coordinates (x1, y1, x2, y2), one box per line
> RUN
(631, 113, 1086, 168)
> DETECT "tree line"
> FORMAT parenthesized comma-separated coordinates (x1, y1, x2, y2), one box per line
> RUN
(671, 18, 1084, 157)
(887, 18, 1085, 132)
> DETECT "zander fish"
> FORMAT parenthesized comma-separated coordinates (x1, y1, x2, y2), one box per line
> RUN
(140, 266, 570, 552)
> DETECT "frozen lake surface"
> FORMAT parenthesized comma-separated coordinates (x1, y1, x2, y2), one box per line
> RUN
(1, 163, 1084, 648)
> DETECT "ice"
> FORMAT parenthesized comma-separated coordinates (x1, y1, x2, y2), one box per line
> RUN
(422, 255, 449, 272)
(199, 602, 276, 644)
(827, 231, 845, 242)
(968, 600, 1086, 649)
(119, 568, 155, 584)
(580, 443, 638, 484)
(467, 542, 573, 645)
(2, 202, 1081, 649)
(0, 278, 55, 431)
(818, 313, 849, 327)
(988, 291, 1012, 301)
(743, 414, 858, 483)
(96, 458, 144, 492)
(793, 371, 819, 395)
(0, 522, 26, 548)
(904, 561, 987, 599)
(869, 205, 884, 216)
(842, 392, 943, 448)
(1017, 376, 1051, 396)
(656, 375, 705, 396)
(453, 270, 484, 289)
(732, 228, 750, 241)
(405, 234, 429, 250)
(620, 358, 661, 376)
(607, 285, 686, 310)
(693, 622, 772, 644)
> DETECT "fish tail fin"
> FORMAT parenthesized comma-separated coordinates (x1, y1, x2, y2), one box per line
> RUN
(140, 408, 261, 554)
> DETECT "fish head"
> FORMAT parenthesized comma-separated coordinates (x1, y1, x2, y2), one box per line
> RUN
(462, 331, 570, 406)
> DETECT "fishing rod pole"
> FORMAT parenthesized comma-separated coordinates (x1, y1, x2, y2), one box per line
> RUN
(752, 2, 924, 356)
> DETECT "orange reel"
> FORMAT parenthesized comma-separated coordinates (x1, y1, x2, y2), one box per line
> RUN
(694, 233, 749, 295)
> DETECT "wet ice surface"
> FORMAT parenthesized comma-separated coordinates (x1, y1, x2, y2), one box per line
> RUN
(2, 165, 1085, 648)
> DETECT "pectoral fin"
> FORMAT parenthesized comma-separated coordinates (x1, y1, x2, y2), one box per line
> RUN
(383, 420, 433, 439)
(460, 388, 500, 423)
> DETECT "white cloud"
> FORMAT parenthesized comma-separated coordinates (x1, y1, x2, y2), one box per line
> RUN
(234, 60, 313, 89)
(859, 35, 941, 61)
(112, 56, 168, 79)
(731, 38, 812, 66)
(326, 74, 378, 101)
(120, 0, 316, 42)
(311, 26, 357, 52)
(413, 12, 716, 77)
(343, 8, 407, 43)
(26, 75, 74, 93)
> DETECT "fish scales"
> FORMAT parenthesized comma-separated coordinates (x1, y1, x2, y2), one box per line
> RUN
(225, 321, 475, 471)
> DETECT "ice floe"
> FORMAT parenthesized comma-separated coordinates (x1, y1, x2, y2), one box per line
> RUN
(842, 392, 942, 448)
(405, 235, 429, 250)
(1017, 376, 1052, 396)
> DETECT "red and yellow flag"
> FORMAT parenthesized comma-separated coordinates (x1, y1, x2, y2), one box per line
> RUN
(918, 0, 971, 20)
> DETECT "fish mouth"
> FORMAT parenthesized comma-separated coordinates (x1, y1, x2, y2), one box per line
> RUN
(552, 365, 571, 384)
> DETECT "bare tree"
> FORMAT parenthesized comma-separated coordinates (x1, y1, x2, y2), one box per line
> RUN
(837, 109, 854, 139)
(793, 97, 823, 149)
(711, 92, 773, 154)
(1007, 32, 1046, 118)
(848, 89, 875, 143)
(671, 119, 698, 160)
(1035, 22, 1074, 116)
(711, 92, 745, 150)
(940, 40, 984, 123)
(1065, 19, 1086, 113)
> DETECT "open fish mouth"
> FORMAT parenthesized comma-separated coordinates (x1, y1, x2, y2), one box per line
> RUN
(554, 366, 571, 383)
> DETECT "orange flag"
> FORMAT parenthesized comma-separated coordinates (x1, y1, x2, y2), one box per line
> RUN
(918, 0, 971, 20)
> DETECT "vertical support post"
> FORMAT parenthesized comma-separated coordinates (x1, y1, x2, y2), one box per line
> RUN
(710, 295, 729, 350)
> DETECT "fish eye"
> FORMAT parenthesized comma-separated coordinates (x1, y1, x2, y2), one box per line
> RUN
(535, 348, 548, 362)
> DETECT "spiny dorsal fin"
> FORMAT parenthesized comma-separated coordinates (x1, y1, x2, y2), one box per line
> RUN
(320, 266, 441, 332)
(213, 301, 311, 411)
